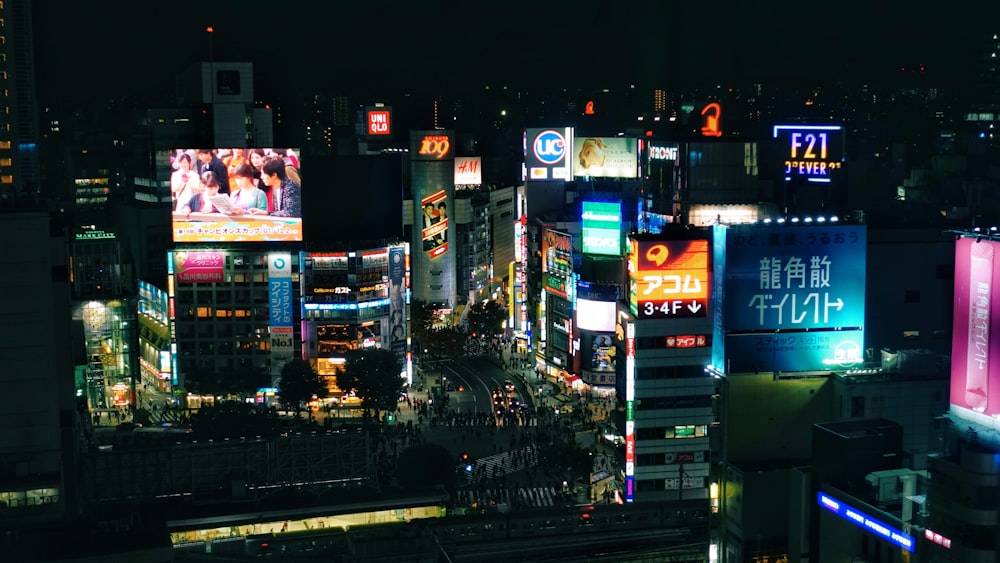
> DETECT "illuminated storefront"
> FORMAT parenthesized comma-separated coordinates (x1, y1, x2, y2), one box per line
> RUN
(301, 245, 410, 394)
(138, 280, 172, 393)
(77, 299, 136, 410)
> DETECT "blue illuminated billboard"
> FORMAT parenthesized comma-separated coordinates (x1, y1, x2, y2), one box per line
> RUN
(719, 224, 866, 372)
(724, 225, 865, 330)
(818, 492, 914, 552)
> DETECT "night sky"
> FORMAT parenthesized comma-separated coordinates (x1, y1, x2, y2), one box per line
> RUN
(33, 1, 995, 105)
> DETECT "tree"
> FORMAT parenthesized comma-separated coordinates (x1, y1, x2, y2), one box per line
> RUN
(278, 359, 326, 416)
(337, 349, 405, 421)
(410, 299, 436, 350)
(431, 327, 466, 359)
(467, 299, 506, 337)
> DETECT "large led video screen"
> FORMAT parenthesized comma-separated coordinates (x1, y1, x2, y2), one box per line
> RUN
(951, 237, 1000, 415)
(628, 239, 710, 319)
(582, 201, 622, 256)
(722, 224, 866, 372)
(170, 148, 303, 242)
(573, 137, 638, 178)
(577, 298, 616, 332)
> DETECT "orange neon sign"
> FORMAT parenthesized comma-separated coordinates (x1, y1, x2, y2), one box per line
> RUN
(700, 103, 722, 137)
(417, 135, 451, 159)
(629, 239, 710, 318)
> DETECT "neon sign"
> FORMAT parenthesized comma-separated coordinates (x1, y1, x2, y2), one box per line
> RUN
(773, 124, 844, 183)
(628, 239, 710, 319)
(625, 319, 635, 503)
(700, 103, 722, 137)
(418, 135, 451, 159)
(648, 144, 678, 161)
(817, 492, 913, 552)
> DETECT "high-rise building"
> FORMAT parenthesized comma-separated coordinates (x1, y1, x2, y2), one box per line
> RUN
(0, 0, 40, 206)
(0, 212, 77, 526)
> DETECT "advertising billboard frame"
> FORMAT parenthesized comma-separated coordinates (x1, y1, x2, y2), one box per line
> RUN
(170, 147, 303, 243)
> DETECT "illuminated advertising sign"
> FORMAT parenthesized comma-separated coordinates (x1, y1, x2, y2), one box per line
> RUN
(950, 237, 1000, 415)
(268, 253, 294, 375)
(420, 189, 449, 259)
(366, 107, 391, 137)
(410, 131, 455, 305)
(173, 251, 224, 284)
(591, 333, 615, 372)
(625, 319, 635, 504)
(773, 125, 844, 184)
(701, 103, 722, 137)
(573, 137, 638, 178)
(543, 229, 573, 275)
(818, 492, 914, 552)
(628, 239, 710, 319)
(576, 281, 619, 302)
(725, 226, 865, 329)
(582, 201, 622, 256)
(388, 245, 407, 356)
(411, 131, 454, 161)
(170, 148, 303, 243)
(454, 156, 482, 186)
(647, 143, 679, 162)
(544, 274, 568, 298)
(722, 225, 866, 372)
(577, 298, 616, 332)
(666, 335, 709, 349)
(525, 128, 572, 181)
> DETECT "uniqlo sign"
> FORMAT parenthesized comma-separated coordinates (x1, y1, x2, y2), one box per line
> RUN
(368, 110, 391, 136)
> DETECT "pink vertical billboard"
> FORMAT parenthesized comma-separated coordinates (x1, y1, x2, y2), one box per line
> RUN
(952, 237, 1000, 415)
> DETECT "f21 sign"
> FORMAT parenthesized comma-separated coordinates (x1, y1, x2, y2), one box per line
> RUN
(772, 124, 844, 184)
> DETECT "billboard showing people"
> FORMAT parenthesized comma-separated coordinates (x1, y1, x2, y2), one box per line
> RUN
(573, 137, 638, 178)
(421, 189, 449, 259)
(171, 148, 303, 242)
(952, 237, 1000, 416)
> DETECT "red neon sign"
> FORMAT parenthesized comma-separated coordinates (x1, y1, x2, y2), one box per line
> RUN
(700, 103, 722, 137)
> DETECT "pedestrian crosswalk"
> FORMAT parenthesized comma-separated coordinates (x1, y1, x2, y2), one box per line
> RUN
(459, 445, 539, 483)
(456, 486, 560, 508)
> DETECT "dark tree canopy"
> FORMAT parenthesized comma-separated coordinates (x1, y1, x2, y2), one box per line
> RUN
(278, 359, 326, 413)
(337, 349, 405, 420)
(467, 299, 506, 337)
(410, 299, 436, 349)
